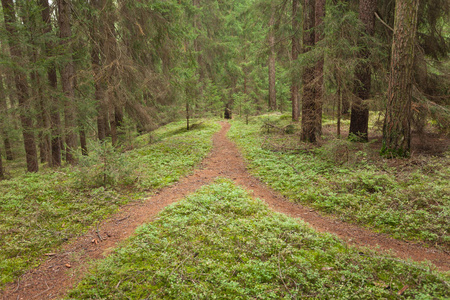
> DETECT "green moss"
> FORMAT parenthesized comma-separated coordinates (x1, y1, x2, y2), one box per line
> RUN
(0, 120, 220, 287)
(228, 115, 449, 248)
(68, 180, 449, 299)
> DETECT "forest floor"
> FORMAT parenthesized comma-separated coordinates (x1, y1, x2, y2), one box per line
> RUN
(1, 121, 449, 300)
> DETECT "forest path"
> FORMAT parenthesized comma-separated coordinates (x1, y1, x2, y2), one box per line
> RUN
(2, 121, 449, 300)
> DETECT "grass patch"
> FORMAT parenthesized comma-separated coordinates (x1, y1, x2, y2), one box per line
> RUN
(0, 119, 219, 287)
(228, 115, 450, 249)
(68, 179, 449, 299)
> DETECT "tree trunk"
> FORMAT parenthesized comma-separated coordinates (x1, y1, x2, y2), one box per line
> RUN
(301, 0, 316, 142)
(31, 69, 51, 165)
(224, 103, 232, 119)
(79, 125, 88, 156)
(114, 105, 124, 141)
(103, 1, 121, 145)
(349, 0, 377, 142)
(186, 102, 190, 130)
(23, 1, 51, 165)
(110, 105, 118, 145)
(92, 45, 106, 141)
(40, 101, 51, 165)
(57, 0, 77, 164)
(91, 0, 107, 141)
(0, 76, 13, 160)
(314, 0, 325, 137)
(1, 129, 13, 160)
(268, 8, 277, 111)
(337, 78, 342, 138)
(115, 106, 123, 129)
(104, 113, 111, 138)
(40, 0, 62, 167)
(193, 0, 204, 82)
(382, 0, 419, 157)
(0, 145, 4, 179)
(291, 0, 300, 122)
(1, 0, 39, 172)
(342, 97, 350, 116)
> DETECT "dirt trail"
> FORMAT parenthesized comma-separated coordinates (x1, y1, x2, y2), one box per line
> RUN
(1, 122, 449, 299)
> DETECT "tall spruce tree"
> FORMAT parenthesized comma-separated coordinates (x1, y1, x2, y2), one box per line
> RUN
(0, 75, 13, 160)
(1, 0, 39, 172)
(0, 142, 3, 179)
(301, 0, 317, 142)
(382, 0, 420, 157)
(39, 0, 62, 167)
(268, 4, 277, 111)
(90, 0, 108, 141)
(314, 0, 325, 137)
(349, 0, 377, 142)
(57, 0, 77, 163)
(291, 0, 300, 122)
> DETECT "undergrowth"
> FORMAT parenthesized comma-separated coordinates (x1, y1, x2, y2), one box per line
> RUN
(228, 115, 450, 250)
(0, 119, 219, 287)
(68, 180, 449, 299)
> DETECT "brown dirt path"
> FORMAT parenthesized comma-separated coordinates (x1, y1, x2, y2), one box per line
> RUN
(1, 122, 449, 299)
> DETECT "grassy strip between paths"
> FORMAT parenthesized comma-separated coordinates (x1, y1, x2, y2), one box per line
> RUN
(227, 115, 450, 249)
(0, 120, 219, 287)
(67, 179, 449, 299)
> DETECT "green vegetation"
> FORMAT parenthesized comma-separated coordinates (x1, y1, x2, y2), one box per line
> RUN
(228, 115, 450, 249)
(0, 120, 219, 287)
(1, 0, 448, 295)
(68, 180, 449, 299)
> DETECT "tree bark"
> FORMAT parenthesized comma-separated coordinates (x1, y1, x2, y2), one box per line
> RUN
(314, 0, 325, 137)
(1, 0, 39, 172)
(0, 144, 4, 179)
(193, 0, 204, 82)
(291, 0, 300, 122)
(382, 0, 419, 157)
(92, 44, 107, 141)
(0, 76, 13, 160)
(110, 105, 118, 145)
(337, 78, 342, 138)
(349, 0, 377, 141)
(22, 1, 51, 165)
(91, 0, 108, 141)
(103, 1, 121, 145)
(342, 97, 350, 115)
(40, 0, 62, 167)
(186, 101, 190, 130)
(268, 7, 277, 111)
(31, 71, 51, 164)
(301, 0, 316, 142)
(79, 125, 88, 156)
(57, 0, 77, 163)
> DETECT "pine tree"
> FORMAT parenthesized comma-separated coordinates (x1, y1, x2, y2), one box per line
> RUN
(291, 0, 300, 122)
(39, 0, 62, 167)
(90, 0, 107, 141)
(382, 0, 420, 157)
(1, 0, 39, 172)
(268, 4, 277, 111)
(349, 0, 377, 142)
(57, 0, 78, 163)
(314, 0, 325, 137)
(0, 75, 13, 160)
(301, 0, 316, 142)
(0, 144, 3, 179)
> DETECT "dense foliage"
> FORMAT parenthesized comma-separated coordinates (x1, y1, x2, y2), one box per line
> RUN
(0, 0, 449, 296)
